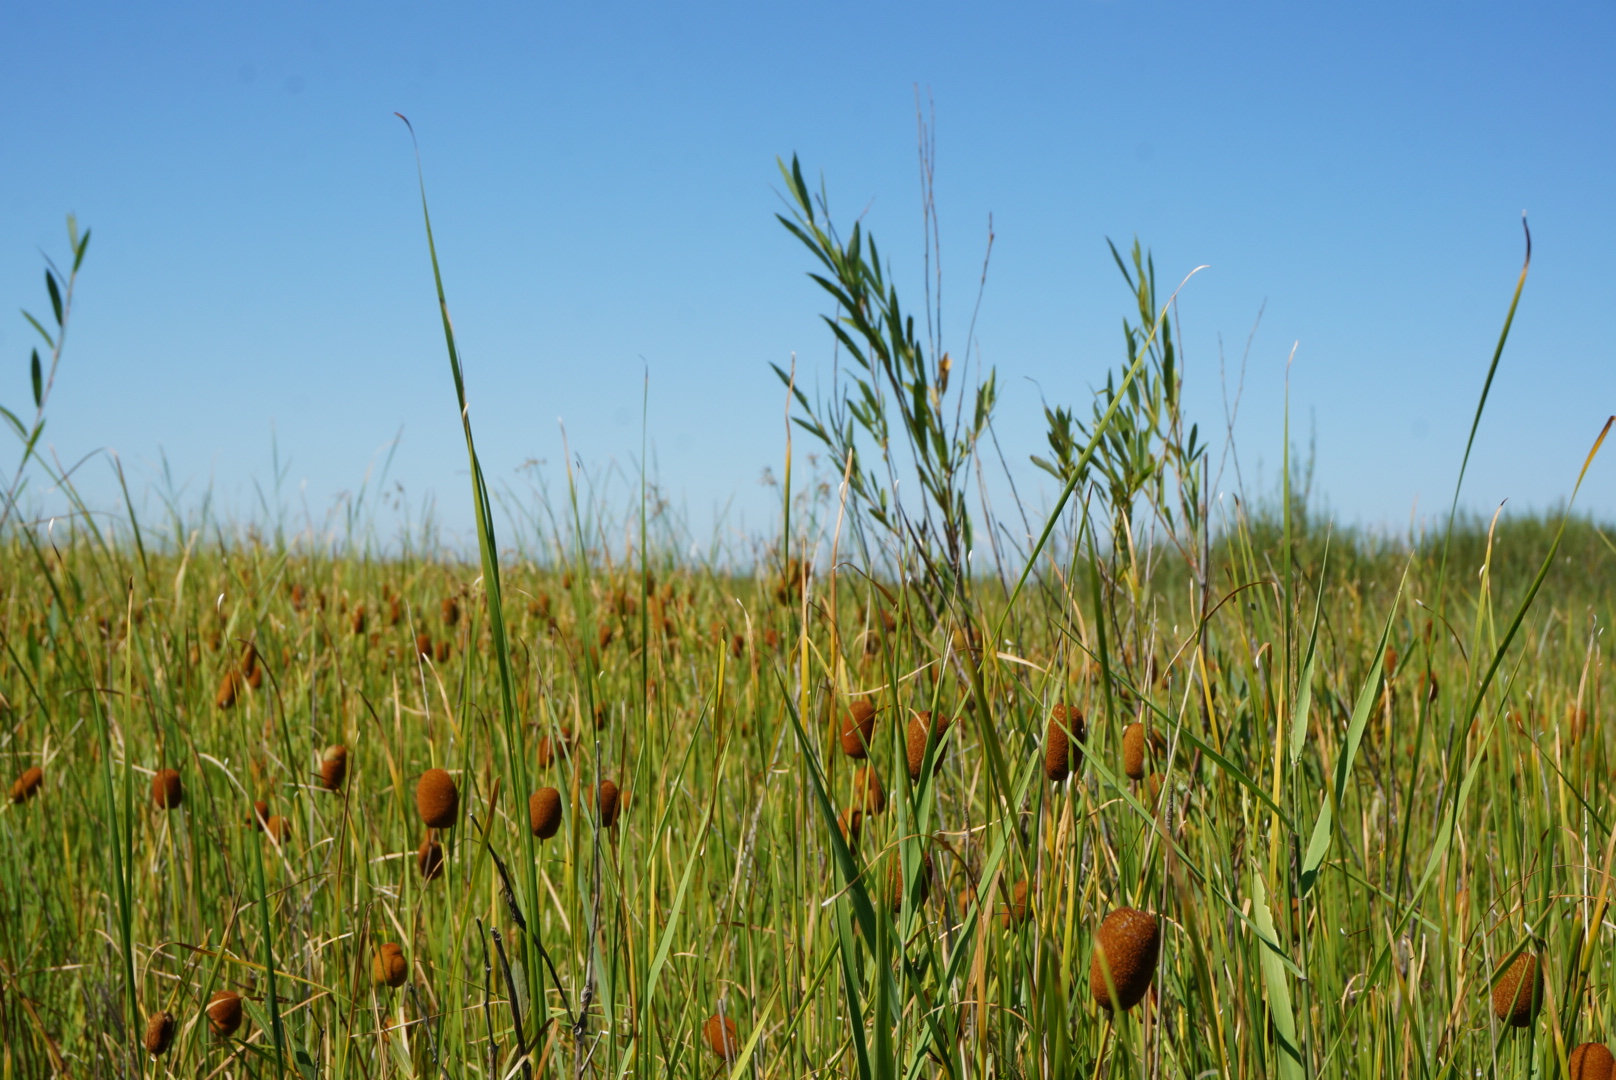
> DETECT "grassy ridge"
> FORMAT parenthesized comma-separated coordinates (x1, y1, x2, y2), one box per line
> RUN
(1, 506, 1614, 1077)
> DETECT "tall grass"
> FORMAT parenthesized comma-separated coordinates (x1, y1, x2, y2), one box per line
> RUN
(2, 159, 1615, 1080)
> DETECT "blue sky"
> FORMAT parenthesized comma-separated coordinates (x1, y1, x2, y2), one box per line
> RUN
(3, 2, 1613, 552)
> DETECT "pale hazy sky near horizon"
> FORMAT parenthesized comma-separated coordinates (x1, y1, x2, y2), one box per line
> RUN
(3, 2, 1613, 552)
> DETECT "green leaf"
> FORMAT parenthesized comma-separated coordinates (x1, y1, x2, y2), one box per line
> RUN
(1251, 868, 1305, 1080)
(45, 271, 62, 326)
(30, 349, 41, 408)
(73, 227, 91, 273)
(1300, 573, 1404, 894)
(21, 310, 54, 351)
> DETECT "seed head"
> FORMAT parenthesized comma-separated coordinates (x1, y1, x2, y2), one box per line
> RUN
(215, 669, 241, 710)
(536, 728, 575, 767)
(529, 787, 562, 839)
(415, 632, 432, 658)
(320, 745, 348, 791)
(143, 1010, 176, 1056)
(373, 942, 408, 988)
(596, 780, 621, 828)
(853, 767, 886, 814)
(1570, 1042, 1615, 1080)
(999, 880, 1031, 928)
(264, 815, 290, 845)
(206, 990, 243, 1037)
(906, 712, 952, 781)
(151, 769, 184, 810)
(887, 850, 933, 913)
(1045, 704, 1084, 782)
(1090, 907, 1160, 1011)
(840, 700, 877, 758)
(442, 595, 460, 627)
(251, 800, 270, 829)
(837, 808, 863, 846)
(351, 605, 367, 635)
(1491, 951, 1542, 1027)
(415, 768, 458, 829)
(703, 1014, 740, 1061)
(417, 834, 445, 881)
(10, 765, 42, 804)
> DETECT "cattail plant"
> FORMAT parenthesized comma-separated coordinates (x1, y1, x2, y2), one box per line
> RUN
(215, 669, 242, 710)
(143, 1010, 175, 1056)
(837, 808, 863, 845)
(417, 834, 445, 881)
(442, 595, 460, 626)
(853, 766, 885, 814)
(1491, 951, 1543, 1027)
(529, 787, 562, 839)
(206, 990, 243, 1037)
(416, 768, 459, 829)
(374, 942, 408, 988)
(9, 765, 42, 803)
(906, 712, 952, 781)
(350, 603, 367, 635)
(1571, 1042, 1615, 1080)
(415, 632, 432, 659)
(1044, 703, 1084, 782)
(536, 728, 574, 768)
(703, 1013, 740, 1062)
(1122, 721, 1165, 780)
(597, 780, 621, 828)
(264, 814, 289, 844)
(1090, 907, 1160, 1010)
(151, 769, 183, 810)
(840, 700, 877, 758)
(888, 850, 933, 913)
(999, 880, 1031, 927)
(251, 800, 270, 829)
(319, 745, 347, 791)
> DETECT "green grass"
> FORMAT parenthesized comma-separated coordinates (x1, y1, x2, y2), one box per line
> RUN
(3, 504, 1616, 1078)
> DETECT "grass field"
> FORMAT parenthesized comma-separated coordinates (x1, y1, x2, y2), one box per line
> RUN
(5, 175, 1616, 1080)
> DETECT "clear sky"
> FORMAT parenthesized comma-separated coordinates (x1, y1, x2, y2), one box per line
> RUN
(3, 2, 1613, 554)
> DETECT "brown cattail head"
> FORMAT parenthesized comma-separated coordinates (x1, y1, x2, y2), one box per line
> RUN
(853, 767, 886, 814)
(1570, 1042, 1615, 1080)
(536, 728, 575, 768)
(598, 623, 614, 650)
(415, 632, 432, 658)
(888, 850, 934, 913)
(373, 942, 408, 988)
(415, 769, 458, 829)
(152, 768, 184, 810)
(1122, 723, 1147, 780)
(1045, 704, 1085, 782)
(206, 990, 243, 1037)
(999, 879, 1031, 928)
(1090, 907, 1161, 1011)
(434, 639, 451, 663)
(906, 712, 952, 781)
(242, 644, 263, 689)
(1384, 646, 1399, 679)
(351, 604, 367, 635)
(264, 815, 290, 844)
(388, 595, 402, 626)
(529, 788, 562, 839)
(837, 808, 863, 846)
(252, 800, 270, 830)
(442, 595, 460, 627)
(216, 669, 242, 709)
(840, 700, 877, 758)
(1419, 671, 1440, 703)
(143, 1010, 176, 1056)
(291, 583, 307, 610)
(703, 1014, 740, 1061)
(596, 780, 621, 828)
(320, 745, 348, 791)
(10, 765, 42, 804)
(1491, 951, 1543, 1027)
(417, 834, 445, 881)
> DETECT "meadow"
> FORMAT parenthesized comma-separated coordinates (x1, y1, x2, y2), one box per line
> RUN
(4, 156, 1616, 1080)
